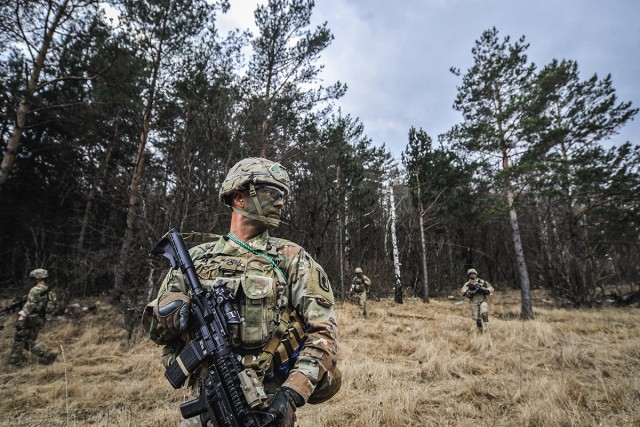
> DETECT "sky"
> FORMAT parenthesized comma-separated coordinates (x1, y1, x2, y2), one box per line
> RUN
(218, 0, 640, 160)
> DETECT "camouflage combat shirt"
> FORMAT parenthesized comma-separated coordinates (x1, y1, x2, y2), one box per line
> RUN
(18, 284, 50, 320)
(155, 231, 339, 402)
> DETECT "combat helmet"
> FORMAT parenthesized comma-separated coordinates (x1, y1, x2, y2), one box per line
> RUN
(29, 269, 48, 280)
(467, 268, 478, 276)
(354, 267, 363, 274)
(219, 158, 291, 229)
(219, 158, 291, 204)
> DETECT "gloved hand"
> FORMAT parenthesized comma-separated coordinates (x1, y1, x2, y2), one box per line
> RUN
(161, 343, 181, 370)
(155, 293, 190, 336)
(267, 387, 304, 427)
(15, 316, 27, 331)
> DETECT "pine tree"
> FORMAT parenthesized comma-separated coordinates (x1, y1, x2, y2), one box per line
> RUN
(447, 27, 536, 319)
(527, 59, 638, 303)
(241, 0, 346, 158)
(0, 0, 104, 190)
(112, 0, 224, 299)
(402, 127, 470, 302)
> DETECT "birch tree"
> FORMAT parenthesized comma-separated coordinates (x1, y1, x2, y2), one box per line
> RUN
(387, 176, 403, 304)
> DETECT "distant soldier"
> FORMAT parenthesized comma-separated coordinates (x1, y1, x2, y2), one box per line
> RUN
(9, 269, 58, 367)
(461, 268, 494, 332)
(350, 267, 371, 318)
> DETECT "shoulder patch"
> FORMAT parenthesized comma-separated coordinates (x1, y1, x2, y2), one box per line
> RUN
(306, 260, 334, 303)
(317, 266, 330, 293)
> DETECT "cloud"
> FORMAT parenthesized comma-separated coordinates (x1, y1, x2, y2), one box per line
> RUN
(219, 0, 640, 158)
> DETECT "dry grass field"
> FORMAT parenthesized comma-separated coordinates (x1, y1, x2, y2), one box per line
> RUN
(1, 290, 639, 427)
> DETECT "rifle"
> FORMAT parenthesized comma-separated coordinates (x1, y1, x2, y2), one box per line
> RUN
(1, 296, 26, 317)
(467, 283, 489, 296)
(150, 228, 275, 427)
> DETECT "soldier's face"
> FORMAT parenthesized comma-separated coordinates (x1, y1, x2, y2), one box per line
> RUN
(245, 185, 286, 226)
(469, 273, 477, 280)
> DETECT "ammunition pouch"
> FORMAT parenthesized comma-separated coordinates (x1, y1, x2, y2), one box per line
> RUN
(242, 309, 306, 379)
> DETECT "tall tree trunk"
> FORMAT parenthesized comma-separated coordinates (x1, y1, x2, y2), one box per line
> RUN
(416, 176, 429, 303)
(113, 98, 152, 298)
(175, 108, 192, 229)
(0, 0, 71, 190)
(506, 183, 534, 319)
(112, 44, 163, 299)
(336, 164, 345, 299)
(259, 73, 273, 158)
(388, 180, 403, 304)
(78, 111, 121, 251)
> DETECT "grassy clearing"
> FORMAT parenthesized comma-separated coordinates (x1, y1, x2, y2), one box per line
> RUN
(1, 290, 639, 426)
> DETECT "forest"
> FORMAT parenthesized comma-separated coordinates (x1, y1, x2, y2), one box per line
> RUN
(1, 0, 639, 331)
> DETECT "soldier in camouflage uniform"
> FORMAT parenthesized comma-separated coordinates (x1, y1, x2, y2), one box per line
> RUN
(350, 267, 371, 318)
(9, 269, 57, 367)
(460, 268, 494, 332)
(143, 158, 341, 427)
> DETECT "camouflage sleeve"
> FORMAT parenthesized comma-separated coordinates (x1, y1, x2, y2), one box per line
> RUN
(46, 291, 57, 314)
(19, 286, 46, 317)
(141, 268, 190, 344)
(461, 282, 469, 296)
(155, 242, 214, 298)
(363, 275, 371, 288)
(157, 268, 188, 298)
(482, 280, 494, 294)
(142, 244, 203, 345)
(283, 250, 339, 403)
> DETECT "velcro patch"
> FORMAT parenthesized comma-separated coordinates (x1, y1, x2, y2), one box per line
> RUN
(307, 260, 334, 303)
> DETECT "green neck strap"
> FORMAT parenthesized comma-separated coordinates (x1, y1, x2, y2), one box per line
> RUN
(226, 232, 288, 284)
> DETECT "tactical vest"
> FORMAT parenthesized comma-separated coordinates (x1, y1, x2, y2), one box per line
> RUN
(466, 279, 489, 302)
(353, 277, 366, 292)
(190, 237, 305, 377)
(194, 250, 286, 349)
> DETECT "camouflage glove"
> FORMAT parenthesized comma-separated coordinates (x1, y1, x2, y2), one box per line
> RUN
(267, 387, 304, 427)
(155, 293, 190, 336)
(161, 343, 180, 370)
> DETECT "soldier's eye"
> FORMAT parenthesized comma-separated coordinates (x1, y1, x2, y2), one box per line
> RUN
(256, 185, 287, 201)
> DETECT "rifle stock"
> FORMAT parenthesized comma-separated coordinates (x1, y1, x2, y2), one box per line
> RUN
(150, 228, 275, 427)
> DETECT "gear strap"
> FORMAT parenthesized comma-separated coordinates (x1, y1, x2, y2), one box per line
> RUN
(243, 309, 306, 378)
(226, 232, 288, 283)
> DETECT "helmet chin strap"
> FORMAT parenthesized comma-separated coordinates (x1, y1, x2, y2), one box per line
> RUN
(231, 206, 280, 229)
(231, 183, 281, 229)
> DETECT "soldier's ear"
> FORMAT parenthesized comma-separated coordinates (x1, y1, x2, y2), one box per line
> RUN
(232, 191, 245, 208)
